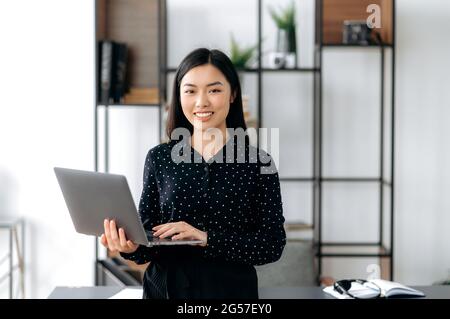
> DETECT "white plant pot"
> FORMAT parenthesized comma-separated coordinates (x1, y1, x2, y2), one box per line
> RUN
(268, 52, 297, 69)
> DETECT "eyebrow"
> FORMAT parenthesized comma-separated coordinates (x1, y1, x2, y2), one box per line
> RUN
(183, 81, 224, 88)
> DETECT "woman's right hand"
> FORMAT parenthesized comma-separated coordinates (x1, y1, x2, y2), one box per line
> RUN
(100, 219, 139, 254)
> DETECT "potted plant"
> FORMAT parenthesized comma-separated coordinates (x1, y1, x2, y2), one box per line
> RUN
(229, 33, 257, 69)
(268, 1, 297, 68)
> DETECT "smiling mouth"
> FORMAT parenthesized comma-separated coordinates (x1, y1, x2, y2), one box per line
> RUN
(194, 111, 214, 119)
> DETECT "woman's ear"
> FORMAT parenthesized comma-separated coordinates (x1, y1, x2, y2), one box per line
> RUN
(230, 91, 236, 103)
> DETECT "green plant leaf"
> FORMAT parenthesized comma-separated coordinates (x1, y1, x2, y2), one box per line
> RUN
(268, 1, 296, 30)
(230, 33, 258, 68)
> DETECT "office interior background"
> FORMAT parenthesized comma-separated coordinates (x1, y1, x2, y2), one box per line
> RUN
(0, 0, 449, 299)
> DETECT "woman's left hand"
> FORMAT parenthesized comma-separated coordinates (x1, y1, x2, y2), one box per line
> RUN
(152, 221, 207, 247)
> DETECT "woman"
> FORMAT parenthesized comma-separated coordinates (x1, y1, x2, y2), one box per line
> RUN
(100, 48, 286, 299)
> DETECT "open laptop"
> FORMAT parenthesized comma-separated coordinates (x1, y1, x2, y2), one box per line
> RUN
(54, 167, 202, 246)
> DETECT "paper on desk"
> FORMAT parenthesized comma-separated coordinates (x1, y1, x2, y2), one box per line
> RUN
(108, 288, 143, 299)
(323, 284, 381, 299)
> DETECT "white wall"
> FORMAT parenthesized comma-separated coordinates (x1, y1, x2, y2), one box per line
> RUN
(395, 0, 450, 284)
(0, 0, 95, 298)
(0, 0, 449, 299)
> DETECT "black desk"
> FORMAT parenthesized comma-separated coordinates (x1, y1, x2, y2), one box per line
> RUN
(48, 286, 450, 299)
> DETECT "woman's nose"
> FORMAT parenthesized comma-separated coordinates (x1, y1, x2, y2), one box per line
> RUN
(195, 92, 210, 108)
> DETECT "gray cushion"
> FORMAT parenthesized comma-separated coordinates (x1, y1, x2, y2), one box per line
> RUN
(255, 240, 316, 287)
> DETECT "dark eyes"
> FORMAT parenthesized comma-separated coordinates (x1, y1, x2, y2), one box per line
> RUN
(184, 89, 222, 94)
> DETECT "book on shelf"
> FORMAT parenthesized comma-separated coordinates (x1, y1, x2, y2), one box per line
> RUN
(323, 279, 426, 299)
(99, 40, 114, 105)
(112, 43, 128, 103)
(97, 40, 129, 105)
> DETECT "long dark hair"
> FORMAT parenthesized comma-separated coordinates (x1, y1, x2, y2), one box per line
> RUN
(166, 48, 247, 140)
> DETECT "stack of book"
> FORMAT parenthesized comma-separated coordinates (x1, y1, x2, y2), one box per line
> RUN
(97, 40, 129, 105)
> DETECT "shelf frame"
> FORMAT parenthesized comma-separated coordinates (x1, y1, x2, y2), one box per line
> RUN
(94, 0, 167, 284)
(93, 0, 396, 285)
(314, 0, 396, 282)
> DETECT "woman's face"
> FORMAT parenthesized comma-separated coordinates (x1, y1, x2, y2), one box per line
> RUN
(180, 64, 234, 133)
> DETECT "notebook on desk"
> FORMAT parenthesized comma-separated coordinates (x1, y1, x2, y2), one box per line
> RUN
(323, 279, 425, 299)
(54, 167, 203, 246)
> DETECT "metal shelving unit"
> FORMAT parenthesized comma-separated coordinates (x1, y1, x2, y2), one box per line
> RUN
(93, 0, 395, 285)
(314, 0, 396, 282)
(0, 219, 25, 298)
(94, 0, 166, 284)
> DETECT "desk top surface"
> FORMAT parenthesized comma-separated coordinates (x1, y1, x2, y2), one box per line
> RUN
(48, 285, 450, 299)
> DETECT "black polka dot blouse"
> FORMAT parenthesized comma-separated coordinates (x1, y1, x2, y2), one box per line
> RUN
(121, 135, 286, 267)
